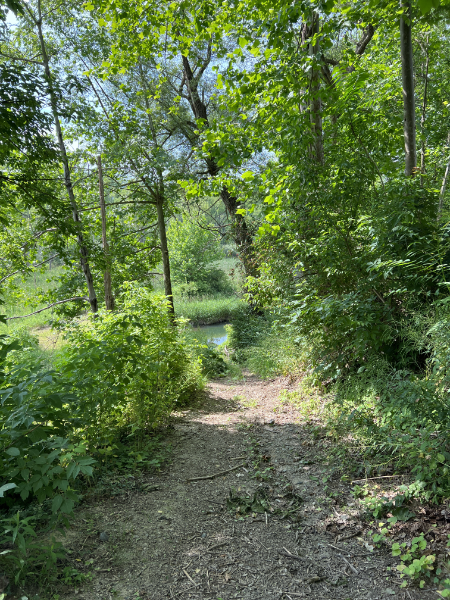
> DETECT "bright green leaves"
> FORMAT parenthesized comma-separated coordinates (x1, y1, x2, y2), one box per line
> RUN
(417, 0, 441, 13)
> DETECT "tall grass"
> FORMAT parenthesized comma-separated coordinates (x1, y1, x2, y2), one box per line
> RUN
(1, 267, 63, 332)
(175, 294, 242, 325)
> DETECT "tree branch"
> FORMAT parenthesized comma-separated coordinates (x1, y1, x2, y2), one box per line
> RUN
(7, 297, 89, 320)
(0, 254, 58, 285)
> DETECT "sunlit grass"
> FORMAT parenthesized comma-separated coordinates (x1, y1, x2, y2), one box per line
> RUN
(1, 267, 63, 333)
(175, 294, 243, 325)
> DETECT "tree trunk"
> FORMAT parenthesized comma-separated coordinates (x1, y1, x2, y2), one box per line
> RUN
(220, 187, 257, 278)
(182, 53, 257, 278)
(156, 196, 175, 321)
(309, 12, 324, 164)
(438, 155, 450, 221)
(420, 34, 430, 186)
(400, 1, 417, 176)
(35, 5, 98, 313)
(97, 156, 114, 311)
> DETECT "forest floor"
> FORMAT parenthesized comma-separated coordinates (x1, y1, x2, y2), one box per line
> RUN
(55, 373, 438, 600)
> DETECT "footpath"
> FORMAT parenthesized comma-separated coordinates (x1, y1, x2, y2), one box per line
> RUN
(65, 374, 434, 600)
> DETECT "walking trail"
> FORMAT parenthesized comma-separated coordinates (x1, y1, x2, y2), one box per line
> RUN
(65, 373, 435, 600)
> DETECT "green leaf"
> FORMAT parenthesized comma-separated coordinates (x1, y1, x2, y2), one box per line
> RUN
(52, 495, 63, 513)
(0, 483, 16, 497)
(417, 0, 440, 14)
(5, 447, 20, 456)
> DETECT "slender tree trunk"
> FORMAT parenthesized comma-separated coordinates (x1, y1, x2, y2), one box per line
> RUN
(309, 12, 324, 164)
(35, 5, 98, 313)
(420, 34, 430, 186)
(400, 1, 417, 176)
(219, 187, 257, 278)
(155, 196, 175, 321)
(97, 156, 114, 311)
(438, 156, 450, 221)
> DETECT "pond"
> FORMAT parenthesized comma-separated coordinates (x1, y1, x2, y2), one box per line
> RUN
(196, 323, 228, 345)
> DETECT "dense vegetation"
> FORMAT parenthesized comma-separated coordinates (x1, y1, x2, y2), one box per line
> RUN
(2, 0, 450, 593)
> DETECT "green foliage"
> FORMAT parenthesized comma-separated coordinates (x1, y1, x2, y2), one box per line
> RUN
(0, 286, 204, 586)
(58, 285, 203, 441)
(198, 345, 228, 377)
(392, 534, 436, 587)
(226, 306, 304, 376)
(167, 217, 232, 296)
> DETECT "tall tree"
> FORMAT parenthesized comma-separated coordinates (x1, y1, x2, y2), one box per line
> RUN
(14, 0, 99, 312)
(400, 0, 417, 176)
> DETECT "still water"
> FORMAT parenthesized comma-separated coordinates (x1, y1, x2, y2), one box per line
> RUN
(196, 323, 228, 345)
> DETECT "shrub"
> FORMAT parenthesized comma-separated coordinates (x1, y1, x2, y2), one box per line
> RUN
(0, 285, 204, 585)
(58, 285, 203, 444)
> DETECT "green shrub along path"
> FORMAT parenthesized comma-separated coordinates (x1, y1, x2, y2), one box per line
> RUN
(37, 373, 438, 600)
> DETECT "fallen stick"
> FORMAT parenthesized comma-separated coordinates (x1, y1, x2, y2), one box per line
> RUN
(183, 569, 198, 586)
(339, 553, 358, 575)
(187, 463, 247, 482)
(207, 541, 228, 551)
(338, 529, 363, 541)
(351, 475, 401, 483)
(278, 548, 312, 563)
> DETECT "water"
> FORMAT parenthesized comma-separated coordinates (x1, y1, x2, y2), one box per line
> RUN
(197, 323, 228, 345)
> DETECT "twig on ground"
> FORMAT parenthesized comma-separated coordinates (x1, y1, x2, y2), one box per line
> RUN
(187, 463, 247, 482)
(207, 541, 228, 551)
(328, 543, 352, 554)
(338, 529, 363, 541)
(230, 456, 246, 460)
(279, 548, 312, 563)
(339, 553, 358, 575)
(183, 569, 198, 586)
(351, 475, 401, 483)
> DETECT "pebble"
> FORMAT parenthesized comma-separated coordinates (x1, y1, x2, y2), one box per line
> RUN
(99, 531, 109, 542)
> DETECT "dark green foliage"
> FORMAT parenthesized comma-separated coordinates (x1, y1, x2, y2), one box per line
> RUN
(198, 344, 228, 377)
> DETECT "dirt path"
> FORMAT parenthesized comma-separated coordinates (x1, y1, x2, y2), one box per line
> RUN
(66, 374, 435, 600)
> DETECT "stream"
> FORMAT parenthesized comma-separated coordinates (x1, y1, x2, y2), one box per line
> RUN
(196, 323, 228, 345)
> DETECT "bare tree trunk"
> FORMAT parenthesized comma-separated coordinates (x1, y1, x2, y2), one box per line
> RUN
(438, 156, 450, 221)
(309, 12, 324, 164)
(97, 156, 114, 311)
(420, 34, 430, 186)
(400, 1, 417, 176)
(156, 196, 175, 322)
(35, 3, 98, 313)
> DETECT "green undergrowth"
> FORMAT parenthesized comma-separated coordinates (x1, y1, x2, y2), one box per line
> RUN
(225, 305, 306, 377)
(0, 285, 205, 593)
(1, 266, 65, 331)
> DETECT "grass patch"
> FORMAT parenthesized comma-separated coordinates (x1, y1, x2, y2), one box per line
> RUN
(1, 266, 64, 331)
(175, 294, 243, 325)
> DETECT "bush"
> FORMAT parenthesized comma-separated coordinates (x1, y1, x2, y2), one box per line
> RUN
(58, 285, 203, 443)
(225, 305, 303, 375)
(0, 285, 204, 586)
